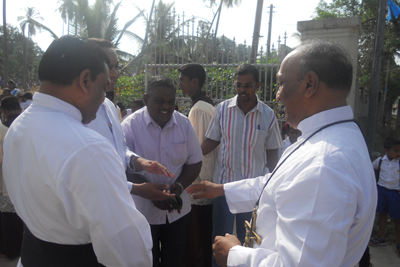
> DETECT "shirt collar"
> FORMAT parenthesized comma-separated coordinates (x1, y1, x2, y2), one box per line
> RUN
(297, 106, 354, 139)
(143, 107, 177, 129)
(33, 92, 83, 122)
(228, 95, 264, 113)
(382, 154, 399, 162)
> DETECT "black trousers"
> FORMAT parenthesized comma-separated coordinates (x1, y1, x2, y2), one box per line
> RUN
(0, 211, 23, 258)
(185, 205, 213, 267)
(151, 212, 191, 267)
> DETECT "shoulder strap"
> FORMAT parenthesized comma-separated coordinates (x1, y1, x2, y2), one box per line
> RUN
(376, 157, 383, 183)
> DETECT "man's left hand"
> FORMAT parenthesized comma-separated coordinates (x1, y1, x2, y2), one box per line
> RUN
(213, 234, 241, 267)
(133, 157, 175, 178)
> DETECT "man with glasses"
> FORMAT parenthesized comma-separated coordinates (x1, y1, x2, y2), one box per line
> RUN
(201, 64, 282, 267)
(87, 38, 174, 200)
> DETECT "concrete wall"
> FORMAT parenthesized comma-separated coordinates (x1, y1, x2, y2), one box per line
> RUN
(297, 17, 362, 119)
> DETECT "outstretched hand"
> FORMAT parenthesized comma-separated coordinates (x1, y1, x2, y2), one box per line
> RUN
(135, 158, 175, 178)
(213, 234, 241, 267)
(132, 183, 175, 201)
(186, 181, 224, 199)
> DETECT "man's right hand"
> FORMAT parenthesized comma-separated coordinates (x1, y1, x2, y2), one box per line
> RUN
(131, 183, 175, 201)
(186, 181, 224, 199)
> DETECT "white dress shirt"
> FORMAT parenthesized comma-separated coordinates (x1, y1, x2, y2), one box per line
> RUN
(223, 106, 377, 267)
(86, 98, 138, 192)
(3, 92, 152, 267)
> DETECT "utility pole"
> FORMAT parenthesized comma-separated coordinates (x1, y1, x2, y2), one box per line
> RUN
(366, 0, 388, 151)
(250, 0, 264, 64)
(3, 0, 8, 86)
(266, 4, 273, 61)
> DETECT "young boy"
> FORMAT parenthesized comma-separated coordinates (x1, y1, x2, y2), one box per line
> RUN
(370, 137, 400, 256)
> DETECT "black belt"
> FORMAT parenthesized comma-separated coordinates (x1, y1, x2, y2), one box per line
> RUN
(21, 224, 105, 267)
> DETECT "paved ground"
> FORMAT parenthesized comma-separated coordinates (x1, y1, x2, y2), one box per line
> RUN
(0, 244, 399, 266)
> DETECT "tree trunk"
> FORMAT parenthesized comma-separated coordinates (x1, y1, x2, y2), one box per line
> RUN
(3, 0, 8, 87)
(199, 2, 222, 61)
(213, 0, 223, 45)
(22, 31, 28, 92)
(136, 0, 156, 75)
(366, 0, 388, 151)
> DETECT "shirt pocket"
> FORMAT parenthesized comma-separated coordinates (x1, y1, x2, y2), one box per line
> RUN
(251, 129, 267, 149)
(169, 142, 188, 166)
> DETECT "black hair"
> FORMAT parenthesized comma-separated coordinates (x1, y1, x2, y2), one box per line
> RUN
(177, 63, 206, 88)
(116, 102, 126, 112)
(234, 64, 259, 82)
(296, 40, 353, 92)
(8, 80, 15, 85)
(38, 35, 111, 86)
(1, 96, 20, 111)
(23, 92, 33, 100)
(132, 100, 144, 108)
(88, 38, 115, 49)
(147, 76, 176, 96)
(383, 137, 400, 150)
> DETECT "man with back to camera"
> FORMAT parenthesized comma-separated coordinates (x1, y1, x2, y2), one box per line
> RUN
(201, 64, 282, 267)
(188, 40, 377, 267)
(87, 38, 176, 200)
(3, 36, 153, 267)
(121, 76, 203, 267)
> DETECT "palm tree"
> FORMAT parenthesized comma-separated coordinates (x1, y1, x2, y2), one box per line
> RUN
(200, 0, 241, 59)
(57, 0, 76, 34)
(3, 0, 8, 85)
(18, 7, 58, 91)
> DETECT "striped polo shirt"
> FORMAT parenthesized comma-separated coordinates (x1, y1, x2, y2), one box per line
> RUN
(206, 95, 282, 184)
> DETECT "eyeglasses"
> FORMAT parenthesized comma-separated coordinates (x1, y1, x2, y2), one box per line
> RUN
(233, 82, 257, 89)
(110, 63, 123, 71)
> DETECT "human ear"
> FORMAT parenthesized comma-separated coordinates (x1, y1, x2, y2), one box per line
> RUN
(143, 94, 149, 106)
(304, 71, 318, 98)
(78, 69, 91, 93)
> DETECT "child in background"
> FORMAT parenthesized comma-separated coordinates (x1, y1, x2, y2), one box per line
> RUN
(370, 137, 400, 256)
(278, 123, 302, 159)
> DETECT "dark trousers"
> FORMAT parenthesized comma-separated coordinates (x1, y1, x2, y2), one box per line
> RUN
(212, 196, 252, 267)
(0, 211, 23, 258)
(151, 212, 191, 267)
(359, 246, 370, 267)
(185, 205, 213, 267)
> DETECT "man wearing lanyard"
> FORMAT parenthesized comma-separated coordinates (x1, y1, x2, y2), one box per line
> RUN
(188, 40, 377, 267)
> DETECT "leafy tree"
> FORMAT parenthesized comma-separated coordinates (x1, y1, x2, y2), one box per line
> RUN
(0, 25, 43, 86)
(313, 0, 400, 129)
(18, 7, 57, 90)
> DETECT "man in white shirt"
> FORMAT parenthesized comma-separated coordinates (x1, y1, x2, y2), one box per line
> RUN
(3, 36, 153, 267)
(87, 38, 175, 199)
(187, 40, 377, 267)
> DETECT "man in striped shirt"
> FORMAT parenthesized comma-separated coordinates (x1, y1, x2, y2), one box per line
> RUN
(202, 64, 282, 267)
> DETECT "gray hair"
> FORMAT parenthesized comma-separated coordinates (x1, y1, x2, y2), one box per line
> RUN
(146, 76, 176, 96)
(296, 40, 353, 92)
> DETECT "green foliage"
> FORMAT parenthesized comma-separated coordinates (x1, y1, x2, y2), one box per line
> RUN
(0, 24, 43, 83)
(114, 74, 146, 107)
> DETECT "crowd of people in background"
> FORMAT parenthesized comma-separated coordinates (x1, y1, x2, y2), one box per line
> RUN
(0, 35, 396, 267)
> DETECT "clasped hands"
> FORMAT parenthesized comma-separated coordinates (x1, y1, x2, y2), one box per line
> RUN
(152, 182, 183, 213)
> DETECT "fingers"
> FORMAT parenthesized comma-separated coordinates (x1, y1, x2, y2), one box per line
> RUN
(190, 192, 207, 199)
(186, 184, 204, 194)
(152, 183, 169, 190)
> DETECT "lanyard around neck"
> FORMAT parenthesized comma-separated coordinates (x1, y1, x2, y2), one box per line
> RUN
(255, 119, 356, 207)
